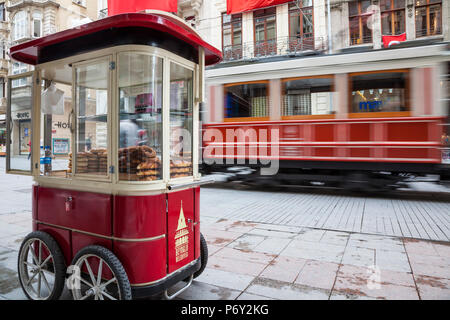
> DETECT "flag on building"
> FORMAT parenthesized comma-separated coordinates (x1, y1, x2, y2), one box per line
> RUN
(227, 0, 291, 15)
(107, 0, 178, 16)
(382, 33, 406, 48)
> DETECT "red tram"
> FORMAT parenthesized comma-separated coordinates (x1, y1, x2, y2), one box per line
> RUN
(6, 11, 221, 300)
(201, 44, 450, 190)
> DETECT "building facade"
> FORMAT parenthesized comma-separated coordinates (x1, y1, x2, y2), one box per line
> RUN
(0, 0, 100, 157)
(180, 0, 449, 125)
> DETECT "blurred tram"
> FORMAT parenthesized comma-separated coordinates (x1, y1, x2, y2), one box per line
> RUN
(201, 42, 450, 191)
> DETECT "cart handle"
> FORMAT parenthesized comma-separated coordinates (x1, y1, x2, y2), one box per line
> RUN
(167, 178, 215, 191)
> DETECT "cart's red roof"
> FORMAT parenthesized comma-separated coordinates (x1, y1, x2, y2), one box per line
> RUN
(10, 12, 222, 66)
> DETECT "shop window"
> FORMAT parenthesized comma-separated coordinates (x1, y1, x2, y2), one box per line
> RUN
(13, 11, 28, 41)
(222, 13, 242, 60)
(288, 1, 314, 51)
(381, 0, 405, 35)
(33, 12, 42, 38)
(74, 59, 109, 177)
(282, 76, 335, 117)
(8, 74, 33, 172)
(224, 82, 269, 119)
(415, 0, 442, 37)
(117, 53, 163, 182)
(254, 8, 277, 56)
(170, 62, 194, 179)
(350, 71, 409, 114)
(349, 0, 373, 45)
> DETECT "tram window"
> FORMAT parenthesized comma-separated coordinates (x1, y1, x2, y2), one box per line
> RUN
(39, 80, 72, 177)
(74, 60, 109, 177)
(8, 75, 33, 172)
(224, 82, 269, 118)
(117, 53, 163, 182)
(170, 62, 193, 179)
(282, 76, 335, 116)
(350, 71, 409, 113)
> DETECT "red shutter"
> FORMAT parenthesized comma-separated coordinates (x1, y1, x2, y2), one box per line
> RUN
(107, 0, 178, 16)
(227, 0, 291, 14)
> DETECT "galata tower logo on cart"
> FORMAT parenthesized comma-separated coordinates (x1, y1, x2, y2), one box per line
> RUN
(175, 201, 189, 263)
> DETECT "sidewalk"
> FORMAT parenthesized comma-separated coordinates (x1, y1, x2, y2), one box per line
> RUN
(0, 211, 449, 300)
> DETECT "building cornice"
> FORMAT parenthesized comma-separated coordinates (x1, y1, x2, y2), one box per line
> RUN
(7, 0, 60, 13)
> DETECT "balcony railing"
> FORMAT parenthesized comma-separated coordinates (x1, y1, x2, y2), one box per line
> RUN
(222, 36, 326, 62)
(415, 28, 442, 38)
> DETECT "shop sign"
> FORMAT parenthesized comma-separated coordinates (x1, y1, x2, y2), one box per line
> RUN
(54, 121, 70, 129)
(53, 138, 70, 155)
(13, 112, 31, 120)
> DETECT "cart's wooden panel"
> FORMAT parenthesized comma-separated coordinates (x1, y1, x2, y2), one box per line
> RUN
(113, 194, 166, 239)
(167, 189, 195, 274)
(36, 186, 112, 237)
(113, 238, 166, 285)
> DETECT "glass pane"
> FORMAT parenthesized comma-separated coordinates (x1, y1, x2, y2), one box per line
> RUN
(75, 60, 109, 176)
(362, 16, 373, 43)
(349, 17, 361, 44)
(223, 25, 232, 47)
(302, 11, 314, 35)
(40, 80, 72, 177)
(349, 1, 359, 16)
(415, 6, 427, 37)
(283, 77, 335, 116)
(361, 0, 371, 12)
(302, 0, 313, 7)
(380, 0, 391, 11)
(395, 0, 406, 9)
(429, 4, 442, 35)
(118, 53, 163, 182)
(381, 12, 393, 35)
(8, 75, 33, 172)
(290, 13, 300, 37)
(266, 21, 276, 40)
(224, 83, 268, 118)
(393, 10, 405, 34)
(351, 72, 407, 113)
(232, 22, 242, 45)
(170, 63, 193, 179)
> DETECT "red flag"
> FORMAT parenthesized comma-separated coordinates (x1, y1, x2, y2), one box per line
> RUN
(382, 33, 406, 48)
(108, 0, 178, 16)
(227, 0, 291, 15)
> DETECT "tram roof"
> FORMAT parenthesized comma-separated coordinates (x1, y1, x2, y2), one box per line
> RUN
(10, 12, 222, 66)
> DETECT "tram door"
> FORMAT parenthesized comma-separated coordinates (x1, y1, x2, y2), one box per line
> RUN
(6, 73, 35, 174)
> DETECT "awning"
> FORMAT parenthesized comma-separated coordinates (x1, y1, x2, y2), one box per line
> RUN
(107, 0, 177, 16)
(10, 12, 222, 66)
(227, 0, 292, 14)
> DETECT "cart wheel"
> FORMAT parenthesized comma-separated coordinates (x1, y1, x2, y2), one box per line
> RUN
(193, 233, 208, 278)
(17, 231, 66, 300)
(70, 245, 132, 300)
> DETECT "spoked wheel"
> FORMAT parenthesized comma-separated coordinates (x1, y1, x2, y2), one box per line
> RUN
(18, 231, 66, 300)
(70, 245, 132, 300)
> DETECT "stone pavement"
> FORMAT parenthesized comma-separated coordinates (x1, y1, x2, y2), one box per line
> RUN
(0, 211, 449, 300)
(200, 186, 450, 242)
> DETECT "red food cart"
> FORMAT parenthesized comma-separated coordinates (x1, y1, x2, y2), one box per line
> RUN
(6, 11, 222, 300)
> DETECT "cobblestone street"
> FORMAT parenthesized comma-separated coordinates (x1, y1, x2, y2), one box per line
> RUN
(0, 159, 449, 300)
